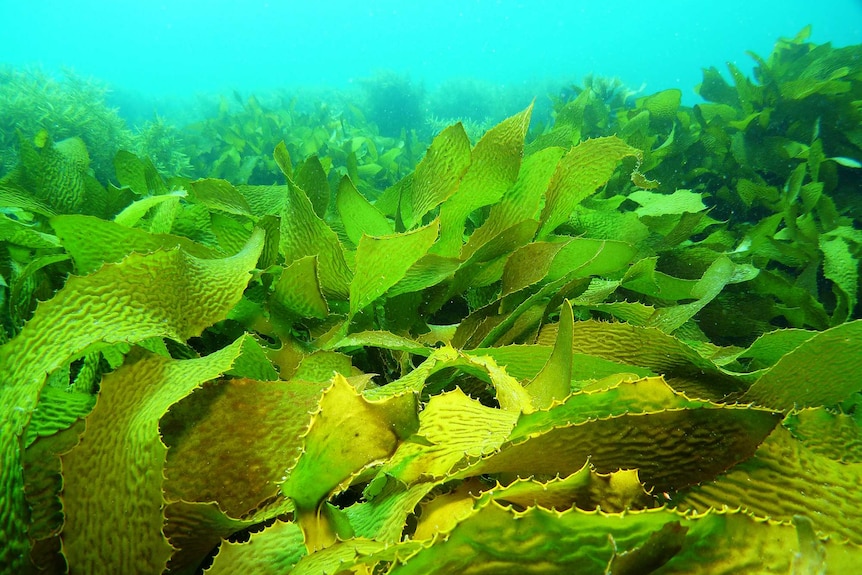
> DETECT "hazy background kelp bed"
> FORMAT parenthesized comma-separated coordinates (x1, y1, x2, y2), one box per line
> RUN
(2, 0, 861, 119)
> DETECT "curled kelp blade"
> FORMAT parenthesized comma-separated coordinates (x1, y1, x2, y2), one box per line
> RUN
(0, 230, 264, 573)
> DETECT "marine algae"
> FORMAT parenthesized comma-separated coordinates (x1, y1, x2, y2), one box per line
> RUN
(1, 30, 861, 575)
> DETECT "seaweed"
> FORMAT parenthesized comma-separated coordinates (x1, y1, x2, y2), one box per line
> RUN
(1, 30, 862, 575)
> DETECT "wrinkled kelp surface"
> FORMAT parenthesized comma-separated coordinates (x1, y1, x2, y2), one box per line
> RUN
(1, 28, 862, 574)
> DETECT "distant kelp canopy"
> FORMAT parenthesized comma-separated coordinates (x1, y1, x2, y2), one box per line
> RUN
(1, 27, 862, 575)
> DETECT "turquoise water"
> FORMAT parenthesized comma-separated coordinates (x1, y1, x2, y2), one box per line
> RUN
(2, 0, 860, 108)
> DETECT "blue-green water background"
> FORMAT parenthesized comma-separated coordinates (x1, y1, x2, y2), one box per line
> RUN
(2, 0, 861, 120)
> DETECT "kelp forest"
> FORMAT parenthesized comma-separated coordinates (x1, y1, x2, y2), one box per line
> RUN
(1, 27, 861, 574)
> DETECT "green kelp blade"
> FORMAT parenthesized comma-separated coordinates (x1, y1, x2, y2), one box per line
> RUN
(163, 501, 259, 575)
(225, 335, 280, 381)
(349, 220, 438, 318)
(697, 66, 740, 106)
(440, 218, 540, 305)
(146, 191, 179, 234)
(500, 240, 567, 296)
(820, 232, 858, 323)
(236, 184, 290, 217)
(385, 253, 462, 298)
(348, 480, 436, 543)
(452, 282, 548, 350)
(677, 425, 862, 546)
(269, 256, 329, 332)
(210, 212, 254, 255)
(273, 140, 293, 180)
(207, 520, 307, 575)
(362, 343, 533, 413)
(634, 511, 861, 575)
(280, 177, 353, 299)
(362, 345, 461, 399)
(433, 104, 533, 257)
(0, 230, 263, 573)
(720, 326, 815, 372)
(621, 257, 701, 301)
(537, 136, 647, 240)
(411, 479, 480, 540)
(292, 351, 355, 383)
(404, 122, 472, 229)
(627, 188, 706, 217)
(471, 344, 652, 383)
(294, 155, 330, 218)
(0, 184, 57, 218)
(526, 299, 574, 409)
(328, 330, 431, 357)
(16, 131, 90, 213)
(536, 319, 742, 399)
(741, 320, 862, 410)
(290, 537, 423, 575)
(335, 175, 393, 245)
(576, 301, 655, 328)
(545, 237, 638, 282)
(59, 338, 251, 574)
(458, 350, 535, 413)
(462, 146, 565, 260)
(783, 407, 862, 463)
(645, 255, 742, 334)
(280, 375, 419, 551)
(639, 88, 682, 124)
(0, 214, 61, 249)
(570, 203, 651, 247)
(112, 189, 187, 228)
(52, 214, 220, 275)
(188, 178, 255, 216)
(113, 149, 167, 196)
(24, 386, 95, 449)
(21, 419, 85, 573)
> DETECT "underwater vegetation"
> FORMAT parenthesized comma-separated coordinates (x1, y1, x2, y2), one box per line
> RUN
(359, 71, 426, 139)
(1, 27, 862, 574)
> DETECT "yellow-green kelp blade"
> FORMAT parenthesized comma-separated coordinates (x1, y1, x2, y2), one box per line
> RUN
(161, 377, 327, 519)
(676, 424, 862, 546)
(372, 386, 520, 488)
(433, 105, 532, 257)
(468, 377, 780, 492)
(395, 500, 861, 575)
(349, 220, 438, 318)
(537, 136, 648, 240)
(280, 374, 419, 551)
(207, 519, 307, 574)
(526, 299, 574, 408)
(536, 319, 743, 399)
(60, 338, 251, 574)
(0, 229, 263, 573)
(462, 145, 565, 260)
(13, 131, 90, 214)
(432, 464, 651, 517)
(280, 178, 353, 299)
(783, 406, 862, 463)
(741, 319, 862, 410)
(269, 255, 329, 330)
(404, 122, 472, 229)
(335, 175, 393, 245)
(51, 214, 219, 275)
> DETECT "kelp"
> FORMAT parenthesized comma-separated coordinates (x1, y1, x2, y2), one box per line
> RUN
(1, 30, 862, 575)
